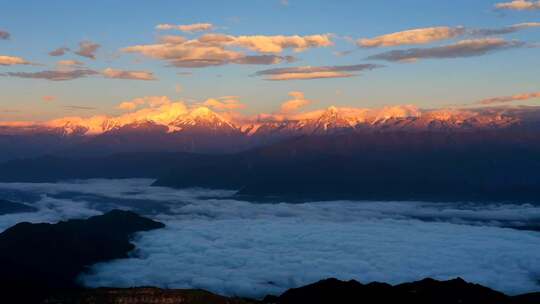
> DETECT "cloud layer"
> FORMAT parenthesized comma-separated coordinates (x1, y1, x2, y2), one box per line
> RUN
(1, 179, 539, 299)
(367, 38, 525, 62)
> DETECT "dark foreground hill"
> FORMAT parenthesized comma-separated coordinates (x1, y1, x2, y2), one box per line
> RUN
(41, 278, 540, 304)
(0, 210, 165, 302)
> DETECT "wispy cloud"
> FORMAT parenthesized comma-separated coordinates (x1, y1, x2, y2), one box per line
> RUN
(495, 0, 540, 10)
(63, 105, 97, 111)
(255, 64, 382, 81)
(74, 41, 100, 59)
(102, 68, 156, 81)
(0, 30, 10, 40)
(358, 27, 466, 48)
(49, 47, 70, 57)
(367, 38, 525, 62)
(0, 55, 31, 66)
(478, 91, 540, 104)
(4, 69, 99, 81)
(156, 23, 214, 33)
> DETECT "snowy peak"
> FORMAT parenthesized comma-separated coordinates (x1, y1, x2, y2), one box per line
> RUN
(310, 106, 354, 133)
(170, 107, 238, 133)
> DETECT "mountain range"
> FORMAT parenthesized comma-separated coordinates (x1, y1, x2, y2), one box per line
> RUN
(1, 105, 539, 161)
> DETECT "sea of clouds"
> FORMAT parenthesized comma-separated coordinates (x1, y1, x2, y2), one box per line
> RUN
(1, 179, 540, 298)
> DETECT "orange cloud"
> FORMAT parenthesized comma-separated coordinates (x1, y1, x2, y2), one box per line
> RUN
(358, 27, 466, 48)
(280, 91, 312, 113)
(0, 55, 31, 66)
(122, 33, 332, 68)
(156, 23, 214, 33)
(231, 34, 333, 53)
(479, 91, 540, 104)
(495, 0, 540, 10)
(57, 59, 84, 66)
(202, 96, 246, 111)
(117, 96, 171, 111)
(102, 68, 156, 81)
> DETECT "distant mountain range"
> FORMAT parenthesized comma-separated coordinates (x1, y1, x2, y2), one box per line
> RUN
(1, 105, 539, 161)
(2, 106, 540, 202)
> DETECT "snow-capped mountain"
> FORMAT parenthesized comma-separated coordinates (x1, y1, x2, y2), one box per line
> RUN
(169, 107, 239, 134)
(0, 105, 535, 161)
(0, 105, 526, 139)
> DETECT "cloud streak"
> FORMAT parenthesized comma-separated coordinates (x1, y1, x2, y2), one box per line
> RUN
(367, 38, 525, 62)
(156, 23, 214, 33)
(358, 27, 466, 48)
(479, 91, 540, 104)
(102, 68, 156, 81)
(255, 64, 382, 80)
(4, 69, 99, 81)
(471, 22, 540, 36)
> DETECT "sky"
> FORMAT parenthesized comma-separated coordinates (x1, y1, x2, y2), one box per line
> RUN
(0, 0, 539, 122)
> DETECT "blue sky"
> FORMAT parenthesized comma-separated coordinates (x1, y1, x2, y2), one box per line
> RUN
(0, 0, 539, 121)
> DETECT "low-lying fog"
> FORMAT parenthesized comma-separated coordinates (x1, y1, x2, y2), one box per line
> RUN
(1, 179, 539, 298)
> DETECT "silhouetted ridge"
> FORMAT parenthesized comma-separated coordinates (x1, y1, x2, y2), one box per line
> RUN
(0, 210, 164, 302)
(263, 277, 538, 304)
